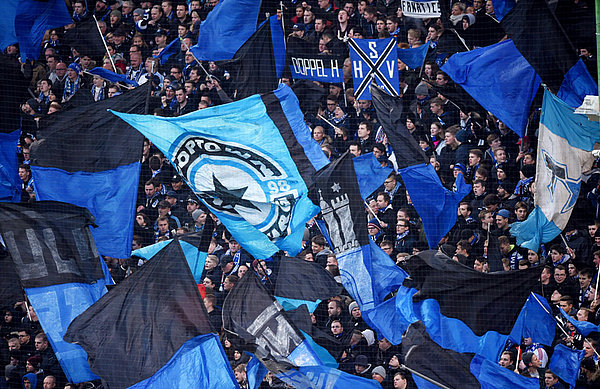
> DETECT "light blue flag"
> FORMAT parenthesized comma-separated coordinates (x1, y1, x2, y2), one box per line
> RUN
(548, 344, 585, 388)
(87, 67, 138, 86)
(154, 37, 180, 63)
(348, 38, 400, 100)
(353, 153, 393, 200)
(442, 39, 541, 137)
(130, 334, 239, 389)
(0, 0, 72, 61)
(112, 85, 328, 259)
(397, 43, 429, 69)
(511, 90, 600, 251)
(558, 59, 598, 108)
(190, 0, 260, 61)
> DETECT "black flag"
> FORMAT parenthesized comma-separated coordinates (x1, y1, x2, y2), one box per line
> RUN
(62, 19, 106, 62)
(274, 256, 342, 304)
(403, 250, 542, 335)
(0, 201, 105, 288)
(64, 239, 213, 389)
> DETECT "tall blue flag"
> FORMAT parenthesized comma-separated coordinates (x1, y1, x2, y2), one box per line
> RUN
(30, 86, 148, 259)
(370, 84, 471, 248)
(558, 59, 598, 109)
(397, 43, 429, 69)
(442, 39, 541, 137)
(190, 0, 261, 61)
(509, 293, 556, 346)
(113, 85, 329, 259)
(129, 334, 239, 389)
(349, 38, 400, 100)
(0, 0, 73, 61)
(0, 201, 113, 384)
(0, 130, 21, 202)
(548, 344, 585, 388)
(511, 90, 600, 251)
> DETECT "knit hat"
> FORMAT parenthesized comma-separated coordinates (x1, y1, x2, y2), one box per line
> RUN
(372, 366, 387, 379)
(348, 301, 359, 315)
(368, 218, 382, 231)
(497, 209, 510, 219)
(354, 355, 369, 367)
(414, 82, 429, 97)
(521, 164, 536, 178)
(68, 62, 81, 73)
(191, 209, 205, 221)
(27, 355, 42, 368)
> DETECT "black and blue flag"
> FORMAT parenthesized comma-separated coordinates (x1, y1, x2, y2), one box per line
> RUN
(113, 85, 329, 260)
(30, 86, 148, 259)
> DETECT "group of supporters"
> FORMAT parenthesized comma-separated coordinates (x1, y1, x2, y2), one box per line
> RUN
(1, 0, 598, 388)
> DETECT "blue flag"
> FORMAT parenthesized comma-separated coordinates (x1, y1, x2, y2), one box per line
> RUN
(87, 67, 139, 86)
(0, 130, 21, 202)
(397, 43, 429, 69)
(349, 38, 400, 100)
(470, 354, 540, 388)
(154, 37, 181, 63)
(246, 354, 269, 389)
(129, 334, 238, 389)
(511, 90, 600, 251)
(277, 365, 383, 389)
(353, 153, 393, 200)
(548, 344, 585, 388)
(509, 293, 556, 346)
(289, 55, 345, 83)
(558, 59, 598, 108)
(113, 85, 329, 259)
(559, 307, 599, 336)
(442, 39, 541, 137)
(190, 0, 261, 61)
(0, 0, 72, 61)
(491, 0, 516, 20)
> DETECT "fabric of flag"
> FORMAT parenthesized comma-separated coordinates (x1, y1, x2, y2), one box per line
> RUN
(223, 16, 285, 99)
(154, 36, 180, 63)
(400, 0, 441, 18)
(87, 67, 138, 86)
(30, 86, 147, 259)
(0, 0, 72, 60)
(441, 39, 541, 137)
(288, 54, 345, 83)
(490, 0, 516, 20)
(62, 19, 107, 62)
(0, 201, 112, 383)
(557, 59, 598, 109)
(559, 307, 599, 336)
(370, 84, 471, 248)
(547, 344, 585, 388)
(0, 54, 29, 133)
(510, 90, 600, 251)
(277, 365, 383, 389)
(113, 85, 328, 260)
(311, 152, 408, 335)
(64, 239, 213, 388)
(508, 293, 556, 346)
(501, 0, 579, 92)
(273, 256, 342, 312)
(131, 231, 208, 284)
(469, 354, 540, 389)
(0, 249, 23, 305)
(349, 38, 400, 100)
(403, 250, 543, 336)
(191, 0, 261, 61)
(0, 130, 21, 202)
(397, 43, 429, 69)
(128, 334, 238, 389)
(353, 153, 393, 200)
(246, 353, 269, 389)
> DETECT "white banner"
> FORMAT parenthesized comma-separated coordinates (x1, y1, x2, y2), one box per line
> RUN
(401, 0, 440, 18)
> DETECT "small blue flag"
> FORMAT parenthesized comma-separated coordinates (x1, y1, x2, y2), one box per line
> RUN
(397, 43, 429, 69)
(87, 67, 139, 86)
(558, 59, 598, 108)
(154, 37, 181, 63)
(470, 354, 540, 388)
(0, 130, 21, 202)
(548, 344, 585, 388)
(509, 293, 556, 346)
(246, 353, 269, 389)
(353, 153, 393, 200)
(349, 38, 400, 100)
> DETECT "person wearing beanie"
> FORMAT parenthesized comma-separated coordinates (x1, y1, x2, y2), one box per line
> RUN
(368, 218, 384, 244)
(514, 163, 535, 201)
(353, 354, 372, 378)
(372, 365, 388, 386)
(348, 301, 368, 331)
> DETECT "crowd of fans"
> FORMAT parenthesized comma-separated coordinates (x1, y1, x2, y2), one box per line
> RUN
(1, 0, 599, 388)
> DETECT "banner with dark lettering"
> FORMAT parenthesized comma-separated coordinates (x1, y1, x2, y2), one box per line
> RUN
(289, 55, 344, 83)
(0, 201, 105, 288)
(400, 0, 440, 18)
(349, 38, 400, 100)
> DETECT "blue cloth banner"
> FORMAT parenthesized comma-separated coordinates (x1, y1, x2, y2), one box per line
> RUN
(269, 16, 286, 79)
(289, 56, 345, 83)
(353, 153, 393, 200)
(0, 130, 21, 202)
(154, 37, 181, 63)
(558, 59, 598, 108)
(32, 162, 142, 259)
(470, 354, 540, 388)
(559, 307, 599, 336)
(246, 354, 268, 389)
(87, 67, 139, 86)
(548, 344, 585, 388)
(112, 85, 328, 259)
(442, 39, 541, 137)
(26, 279, 109, 383)
(191, 0, 260, 61)
(511, 90, 600, 251)
(491, 0, 516, 20)
(349, 38, 400, 100)
(399, 164, 471, 248)
(0, 0, 72, 60)
(397, 43, 429, 69)
(277, 364, 383, 389)
(509, 293, 556, 346)
(130, 334, 239, 388)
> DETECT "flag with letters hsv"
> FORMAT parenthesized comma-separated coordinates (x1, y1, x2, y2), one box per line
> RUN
(112, 84, 329, 260)
(349, 38, 399, 100)
(65, 239, 218, 388)
(511, 90, 600, 251)
(0, 201, 112, 383)
(30, 86, 148, 259)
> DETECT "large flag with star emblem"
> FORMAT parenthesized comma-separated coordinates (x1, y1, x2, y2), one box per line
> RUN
(112, 85, 329, 259)
(511, 90, 600, 251)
